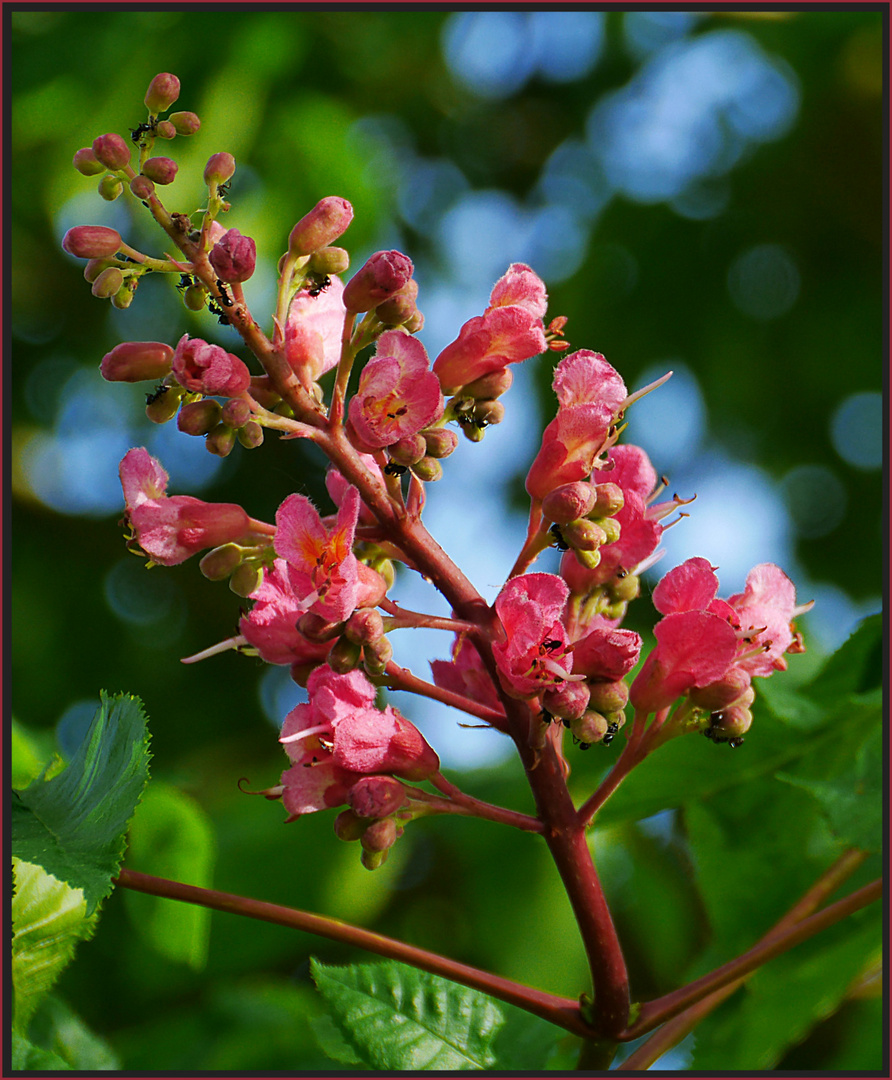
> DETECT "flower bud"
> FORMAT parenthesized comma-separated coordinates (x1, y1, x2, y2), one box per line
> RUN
(62, 225, 122, 259)
(342, 250, 414, 313)
(388, 433, 426, 467)
(169, 111, 201, 136)
(375, 278, 419, 326)
(474, 400, 505, 427)
(542, 482, 597, 525)
(178, 399, 223, 436)
(73, 147, 105, 176)
(111, 281, 136, 309)
(345, 608, 385, 646)
(409, 456, 442, 483)
(609, 573, 640, 603)
(98, 174, 124, 201)
(362, 636, 394, 677)
(209, 228, 256, 283)
(238, 421, 264, 449)
(587, 679, 629, 714)
(102, 340, 173, 385)
(334, 809, 367, 842)
(573, 548, 602, 572)
(328, 635, 362, 674)
(92, 133, 130, 171)
(562, 519, 608, 552)
(360, 847, 390, 871)
(91, 267, 124, 298)
(298, 613, 345, 642)
(360, 816, 399, 854)
(205, 423, 236, 458)
(404, 310, 424, 334)
(155, 120, 176, 140)
(222, 398, 251, 428)
(542, 681, 590, 722)
(690, 668, 753, 712)
(288, 197, 354, 257)
(130, 175, 155, 200)
(204, 152, 235, 186)
(144, 72, 180, 114)
(591, 483, 624, 518)
(570, 710, 609, 746)
(145, 385, 182, 424)
(183, 284, 207, 311)
(142, 157, 178, 185)
(706, 705, 753, 741)
(348, 776, 406, 819)
(230, 562, 263, 597)
(460, 367, 514, 400)
(84, 258, 113, 283)
(308, 246, 350, 275)
(199, 543, 243, 581)
(423, 428, 458, 459)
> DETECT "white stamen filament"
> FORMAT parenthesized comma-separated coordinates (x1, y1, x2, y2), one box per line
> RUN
(280, 722, 330, 745)
(181, 635, 247, 664)
(621, 370, 673, 411)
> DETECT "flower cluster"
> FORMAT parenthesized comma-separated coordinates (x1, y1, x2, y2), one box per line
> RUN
(69, 73, 810, 869)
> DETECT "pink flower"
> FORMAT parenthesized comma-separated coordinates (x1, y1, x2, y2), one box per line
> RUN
(726, 563, 804, 676)
(525, 351, 628, 501)
(239, 560, 333, 668)
(433, 264, 548, 394)
(171, 335, 251, 396)
(284, 274, 347, 385)
(119, 448, 251, 566)
(431, 636, 503, 713)
(208, 228, 256, 283)
(347, 331, 444, 450)
(274, 487, 361, 622)
(278, 666, 439, 818)
(325, 455, 385, 526)
(571, 622, 642, 681)
(492, 574, 577, 699)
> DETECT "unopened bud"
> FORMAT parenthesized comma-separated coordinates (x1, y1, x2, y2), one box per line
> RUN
(98, 174, 124, 201)
(562, 519, 608, 552)
(298, 613, 345, 642)
(587, 679, 629, 714)
(591, 482, 624, 518)
(375, 278, 419, 326)
(142, 157, 178, 185)
(230, 562, 263, 597)
(308, 246, 350, 275)
(570, 711, 609, 746)
(360, 847, 389, 871)
(145, 385, 182, 424)
(348, 776, 406, 819)
(707, 705, 753, 740)
(404, 310, 424, 334)
(111, 281, 136, 309)
(345, 608, 385, 646)
(343, 250, 414, 313)
(609, 573, 640, 603)
(362, 636, 393, 676)
(199, 543, 243, 581)
(129, 175, 155, 200)
(209, 228, 256, 283)
(84, 258, 114, 283)
(388, 433, 426, 466)
(574, 548, 602, 571)
(460, 367, 514, 400)
(542, 681, 590, 722)
(542, 482, 597, 525)
(328, 635, 362, 674)
(334, 809, 367, 842)
(288, 197, 354, 257)
(155, 120, 176, 140)
(410, 456, 442, 483)
(92, 133, 130, 171)
(204, 152, 236, 186)
(177, 399, 223, 436)
(73, 147, 105, 176)
(62, 225, 122, 259)
(205, 423, 236, 457)
(600, 518, 621, 545)
(169, 111, 201, 136)
(475, 400, 505, 427)
(423, 428, 458, 459)
(222, 398, 251, 428)
(91, 267, 124, 298)
(183, 284, 207, 311)
(690, 669, 753, 712)
(360, 816, 398, 854)
(144, 72, 180, 114)
(237, 421, 264, 449)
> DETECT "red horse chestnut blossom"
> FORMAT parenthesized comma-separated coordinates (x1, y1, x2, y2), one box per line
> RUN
(347, 330, 444, 451)
(171, 334, 252, 396)
(284, 274, 347, 386)
(239, 559, 334, 672)
(208, 227, 257, 283)
(119, 448, 255, 566)
(277, 666, 439, 818)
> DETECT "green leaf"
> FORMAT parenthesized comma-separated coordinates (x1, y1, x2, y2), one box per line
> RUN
(309, 1013, 365, 1066)
(122, 781, 216, 969)
(11, 691, 151, 914)
(25, 994, 120, 1070)
(489, 1001, 565, 1070)
(803, 613, 882, 701)
(11, 1029, 71, 1070)
(11, 858, 97, 1033)
(311, 959, 505, 1070)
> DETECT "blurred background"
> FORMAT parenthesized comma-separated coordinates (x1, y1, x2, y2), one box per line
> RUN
(10, 9, 884, 1071)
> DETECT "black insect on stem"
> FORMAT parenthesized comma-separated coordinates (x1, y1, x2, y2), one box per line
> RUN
(306, 274, 331, 298)
(145, 384, 169, 406)
(215, 280, 233, 307)
(383, 462, 407, 477)
(129, 119, 157, 145)
(602, 721, 620, 747)
(550, 523, 569, 552)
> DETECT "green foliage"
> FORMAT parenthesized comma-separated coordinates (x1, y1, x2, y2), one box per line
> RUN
(122, 781, 216, 969)
(14, 994, 120, 1071)
(11, 691, 151, 914)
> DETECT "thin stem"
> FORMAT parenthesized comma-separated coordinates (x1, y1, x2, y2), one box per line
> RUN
(379, 660, 507, 729)
(114, 869, 593, 1038)
(426, 772, 543, 833)
(578, 708, 659, 826)
(618, 849, 869, 1070)
(329, 311, 358, 427)
(620, 876, 882, 1041)
(380, 599, 479, 636)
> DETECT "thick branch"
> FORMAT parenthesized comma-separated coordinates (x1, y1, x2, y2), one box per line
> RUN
(114, 869, 592, 1037)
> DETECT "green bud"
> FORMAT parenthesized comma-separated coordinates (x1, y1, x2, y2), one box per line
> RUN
(168, 111, 201, 136)
(129, 174, 155, 201)
(155, 120, 176, 140)
(609, 573, 640, 603)
(410, 456, 443, 482)
(111, 280, 137, 309)
(328, 635, 362, 674)
(183, 284, 207, 311)
(73, 147, 105, 176)
(388, 433, 426, 466)
(199, 544, 243, 581)
(144, 72, 181, 114)
(574, 548, 602, 572)
(145, 384, 182, 424)
(360, 817, 398, 854)
(222, 398, 251, 428)
(587, 680, 629, 713)
(362, 636, 393, 677)
(205, 423, 236, 457)
(237, 421, 264, 449)
(229, 562, 263, 597)
(91, 266, 124, 298)
(334, 809, 367, 842)
(591, 482, 624, 517)
(308, 246, 350, 275)
(360, 847, 389, 871)
(98, 174, 124, 201)
(298, 613, 344, 641)
(423, 427, 458, 459)
(460, 367, 513, 399)
(562, 519, 608, 552)
(345, 608, 385, 646)
(177, 399, 222, 436)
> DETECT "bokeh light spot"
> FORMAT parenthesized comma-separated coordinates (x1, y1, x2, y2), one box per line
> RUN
(727, 243, 800, 321)
(780, 464, 847, 538)
(830, 391, 882, 470)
